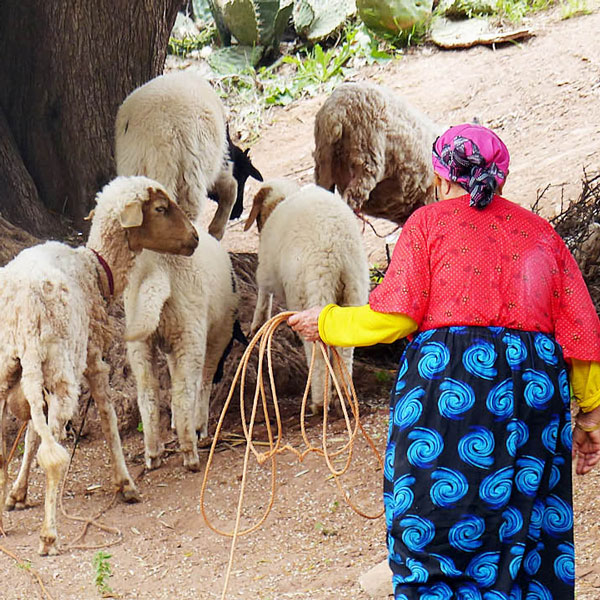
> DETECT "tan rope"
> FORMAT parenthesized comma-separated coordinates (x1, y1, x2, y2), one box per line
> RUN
(0, 422, 54, 600)
(0, 543, 56, 600)
(200, 311, 384, 600)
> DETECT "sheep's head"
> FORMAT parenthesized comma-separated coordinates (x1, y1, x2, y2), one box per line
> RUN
(122, 187, 199, 256)
(229, 144, 263, 220)
(244, 179, 300, 233)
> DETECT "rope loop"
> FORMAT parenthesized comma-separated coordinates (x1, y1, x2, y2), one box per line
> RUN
(200, 311, 384, 600)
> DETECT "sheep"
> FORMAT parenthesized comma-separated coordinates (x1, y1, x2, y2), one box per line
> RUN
(115, 70, 262, 239)
(0, 175, 199, 555)
(123, 229, 240, 472)
(245, 179, 370, 413)
(313, 81, 444, 225)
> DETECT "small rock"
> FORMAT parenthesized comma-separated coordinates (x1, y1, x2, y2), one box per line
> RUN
(358, 558, 394, 598)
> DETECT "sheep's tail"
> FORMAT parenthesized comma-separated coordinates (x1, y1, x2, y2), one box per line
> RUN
(18, 348, 69, 472)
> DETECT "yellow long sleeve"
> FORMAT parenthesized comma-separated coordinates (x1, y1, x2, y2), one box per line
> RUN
(317, 304, 418, 348)
(570, 359, 600, 412)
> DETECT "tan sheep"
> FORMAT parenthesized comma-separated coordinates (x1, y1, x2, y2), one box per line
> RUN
(245, 180, 370, 413)
(314, 82, 444, 225)
(0, 176, 198, 555)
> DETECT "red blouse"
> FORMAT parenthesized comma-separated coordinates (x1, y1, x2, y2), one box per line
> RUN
(369, 194, 600, 361)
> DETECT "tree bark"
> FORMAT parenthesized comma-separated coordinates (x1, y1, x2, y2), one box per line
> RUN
(0, 0, 182, 234)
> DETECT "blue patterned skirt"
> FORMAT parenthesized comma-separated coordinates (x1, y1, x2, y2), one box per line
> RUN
(384, 326, 574, 600)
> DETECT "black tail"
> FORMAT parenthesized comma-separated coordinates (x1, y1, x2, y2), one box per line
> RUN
(212, 319, 249, 384)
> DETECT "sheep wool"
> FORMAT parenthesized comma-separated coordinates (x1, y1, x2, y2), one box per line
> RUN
(314, 81, 444, 225)
(124, 230, 239, 472)
(248, 180, 370, 413)
(0, 175, 197, 555)
(115, 70, 236, 239)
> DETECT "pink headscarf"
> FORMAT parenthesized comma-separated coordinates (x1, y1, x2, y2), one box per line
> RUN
(432, 124, 510, 209)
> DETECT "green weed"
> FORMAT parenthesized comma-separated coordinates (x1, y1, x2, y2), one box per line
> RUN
(92, 550, 113, 597)
(559, 0, 592, 18)
(137, 421, 144, 433)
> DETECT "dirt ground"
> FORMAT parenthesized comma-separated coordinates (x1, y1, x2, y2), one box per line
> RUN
(2, 6, 600, 600)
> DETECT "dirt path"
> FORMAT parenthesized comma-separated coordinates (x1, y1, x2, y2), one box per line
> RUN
(2, 7, 600, 600)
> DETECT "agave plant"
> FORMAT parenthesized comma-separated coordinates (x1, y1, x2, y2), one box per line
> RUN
(357, 0, 433, 36)
(293, 0, 357, 42)
(212, 0, 294, 49)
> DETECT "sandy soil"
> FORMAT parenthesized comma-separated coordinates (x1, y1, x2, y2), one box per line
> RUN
(2, 6, 600, 600)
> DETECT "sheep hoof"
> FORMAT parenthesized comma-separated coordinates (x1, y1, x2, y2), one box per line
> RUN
(5, 498, 31, 511)
(119, 484, 141, 504)
(182, 453, 201, 472)
(145, 455, 162, 470)
(310, 402, 324, 416)
(38, 535, 58, 556)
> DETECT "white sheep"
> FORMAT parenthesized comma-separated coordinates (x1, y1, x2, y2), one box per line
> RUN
(115, 70, 262, 239)
(245, 180, 370, 413)
(124, 231, 240, 472)
(0, 176, 198, 555)
(314, 81, 444, 225)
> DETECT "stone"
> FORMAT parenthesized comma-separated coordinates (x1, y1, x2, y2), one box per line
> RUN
(358, 558, 394, 598)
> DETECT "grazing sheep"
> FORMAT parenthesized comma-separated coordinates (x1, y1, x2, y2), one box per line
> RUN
(245, 180, 370, 413)
(115, 70, 262, 239)
(124, 230, 240, 472)
(314, 82, 444, 225)
(0, 176, 198, 555)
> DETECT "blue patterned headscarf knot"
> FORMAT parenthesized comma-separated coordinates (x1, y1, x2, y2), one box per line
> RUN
(432, 124, 510, 210)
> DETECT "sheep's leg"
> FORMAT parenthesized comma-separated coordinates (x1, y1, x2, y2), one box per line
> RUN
(128, 340, 164, 470)
(86, 356, 140, 503)
(6, 423, 39, 511)
(19, 361, 69, 556)
(250, 288, 272, 336)
(196, 335, 228, 439)
(170, 343, 205, 472)
(208, 167, 238, 240)
(332, 346, 355, 413)
(302, 341, 329, 415)
(0, 392, 6, 535)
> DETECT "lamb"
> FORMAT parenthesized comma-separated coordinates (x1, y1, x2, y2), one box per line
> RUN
(124, 230, 240, 472)
(313, 81, 444, 225)
(0, 175, 199, 555)
(245, 180, 370, 413)
(115, 70, 262, 239)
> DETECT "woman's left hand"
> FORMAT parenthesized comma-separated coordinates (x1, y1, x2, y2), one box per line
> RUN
(287, 306, 324, 343)
(573, 426, 600, 475)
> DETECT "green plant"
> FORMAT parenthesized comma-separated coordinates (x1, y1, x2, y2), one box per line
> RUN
(315, 521, 338, 536)
(493, 0, 555, 22)
(92, 551, 113, 597)
(137, 421, 144, 433)
(559, 0, 591, 18)
(168, 25, 218, 57)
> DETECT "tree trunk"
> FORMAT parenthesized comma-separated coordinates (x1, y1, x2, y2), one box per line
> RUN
(0, 0, 182, 235)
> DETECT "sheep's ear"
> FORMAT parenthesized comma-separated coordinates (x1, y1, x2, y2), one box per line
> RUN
(244, 186, 270, 231)
(84, 208, 95, 221)
(147, 186, 170, 204)
(119, 199, 144, 228)
(250, 163, 264, 182)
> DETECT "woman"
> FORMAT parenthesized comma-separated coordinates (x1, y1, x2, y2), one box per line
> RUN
(289, 123, 600, 599)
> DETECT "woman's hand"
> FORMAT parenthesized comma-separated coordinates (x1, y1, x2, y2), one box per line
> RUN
(573, 408, 600, 475)
(287, 306, 324, 343)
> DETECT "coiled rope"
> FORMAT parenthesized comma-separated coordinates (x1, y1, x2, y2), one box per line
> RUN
(200, 311, 384, 600)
